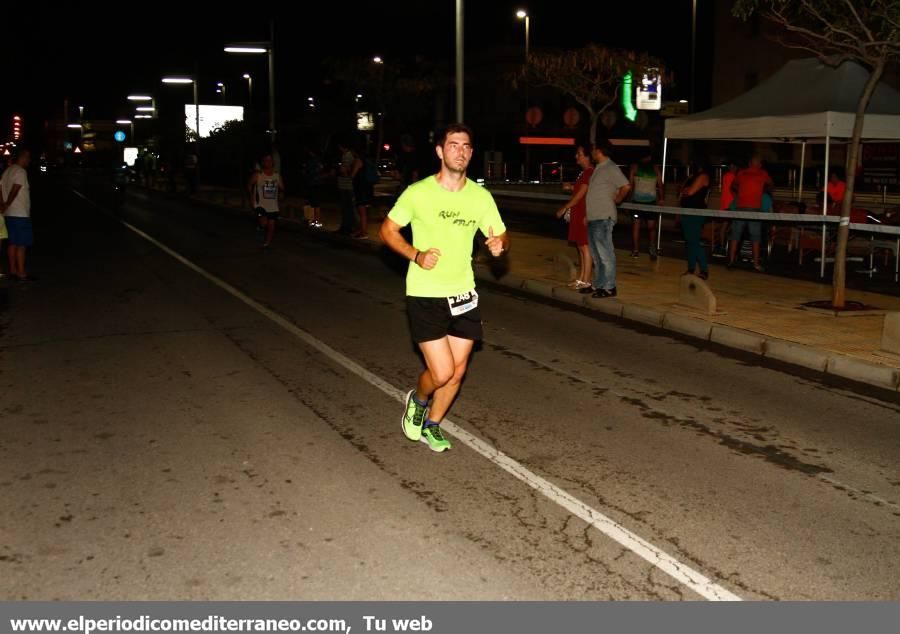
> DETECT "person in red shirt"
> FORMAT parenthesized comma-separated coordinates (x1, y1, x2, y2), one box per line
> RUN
(556, 142, 594, 290)
(713, 160, 737, 257)
(825, 169, 846, 213)
(728, 156, 772, 272)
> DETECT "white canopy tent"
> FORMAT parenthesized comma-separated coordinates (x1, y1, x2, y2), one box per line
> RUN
(662, 58, 900, 276)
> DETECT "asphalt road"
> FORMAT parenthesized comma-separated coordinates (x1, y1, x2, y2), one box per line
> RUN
(1, 173, 898, 600)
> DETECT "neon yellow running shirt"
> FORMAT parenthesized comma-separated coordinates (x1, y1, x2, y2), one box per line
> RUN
(388, 175, 506, 297)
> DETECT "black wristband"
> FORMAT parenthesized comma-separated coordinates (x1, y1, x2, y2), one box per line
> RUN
(413, 251, 421, 265)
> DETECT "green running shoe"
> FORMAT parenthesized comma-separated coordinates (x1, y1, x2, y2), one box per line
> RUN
(402, 390, 428, 442)
(421, 424, 452, 452)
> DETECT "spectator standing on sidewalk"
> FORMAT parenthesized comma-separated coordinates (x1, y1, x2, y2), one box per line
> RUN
(628, 153, 662, 260)
(352, 148, 377, 240)
(679, 163, 711, 280)
(0, 148, 35, 281)
(555, 141, 594, 290)
(728, 155, 772, 272)
(302, 148, 326, 228)
(336, 142, 357, 235)
(0, 159, 7, 277)
(583, 141, 631, 298)
(184, 145, 198, 195)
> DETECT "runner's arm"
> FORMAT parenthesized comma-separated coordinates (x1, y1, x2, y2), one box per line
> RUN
(484, 226, 509, 256)
(379, 217, 420, 264)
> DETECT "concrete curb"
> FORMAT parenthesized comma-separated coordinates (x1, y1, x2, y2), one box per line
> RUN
(477, 269, 527, 291)
(552, 286, 589, 307)
(709, 325, 767, 355)
(622, 304, 666, 328)
(763, 339, 830, 373)
(662, 313, 713, 341)
(584, 296, 625, 318)
(826, 355, 900, 391)
(522, 279, 557, 299)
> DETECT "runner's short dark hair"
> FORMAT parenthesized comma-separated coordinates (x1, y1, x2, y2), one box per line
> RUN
(437, 123, 474, 147)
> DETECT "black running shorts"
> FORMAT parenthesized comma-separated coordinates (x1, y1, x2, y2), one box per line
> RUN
(256, 206, 280, 220)
(406, 296, 483, 343)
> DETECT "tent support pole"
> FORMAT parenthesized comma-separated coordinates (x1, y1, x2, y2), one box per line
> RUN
(798, 141, 806, 202)
(820, 135, 830, 279)
(658, 137, 668, 251)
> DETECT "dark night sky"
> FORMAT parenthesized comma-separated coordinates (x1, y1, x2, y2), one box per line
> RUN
(4, 1, 714, 139)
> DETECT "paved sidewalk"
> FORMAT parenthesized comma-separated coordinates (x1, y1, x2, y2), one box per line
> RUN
(183, 185, 900, 392)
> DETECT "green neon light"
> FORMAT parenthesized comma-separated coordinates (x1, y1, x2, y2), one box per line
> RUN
(622, 71, 637, 122)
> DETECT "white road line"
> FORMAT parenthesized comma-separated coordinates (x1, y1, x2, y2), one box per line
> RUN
(74, 190, 742, 601)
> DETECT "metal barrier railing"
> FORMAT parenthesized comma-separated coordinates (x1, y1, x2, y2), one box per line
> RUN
(487, 187, 900, 281)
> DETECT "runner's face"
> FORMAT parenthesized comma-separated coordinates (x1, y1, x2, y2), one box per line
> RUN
(437, 132, 473, 174)
(262, 156, 273, 170)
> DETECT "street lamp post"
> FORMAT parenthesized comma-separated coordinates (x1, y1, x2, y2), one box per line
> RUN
(690, 0, 697, 113)
(517, 9, 531, 179)
(456, 0, 464, 122)
(225, 30, 276, 146)
(516, 9, 530, 60)
(67, 123, 84, 148)
(372, 56, 386, 162)
(243, 74, 253, 107)
(161, 76, 199, 140)
(116, 119, 135, 143)
(128, 95, 156, 118)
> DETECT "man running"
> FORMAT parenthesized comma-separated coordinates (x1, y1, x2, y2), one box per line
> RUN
(379, 124, 509, 452)
(248, 153, 284, 247)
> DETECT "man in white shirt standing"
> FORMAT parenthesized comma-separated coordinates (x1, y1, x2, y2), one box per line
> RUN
(583, 141, 631, 298)
(0, 148, 34, 281)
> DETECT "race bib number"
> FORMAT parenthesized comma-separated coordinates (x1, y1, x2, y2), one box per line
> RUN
(263, 180, 278, 199)
(447, 290, 479, 316)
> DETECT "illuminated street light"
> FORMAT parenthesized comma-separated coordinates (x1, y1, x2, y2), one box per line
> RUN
(161, 75, 199, 140)
(243, 74, 253, 106)
(225, 33, 276, 143)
